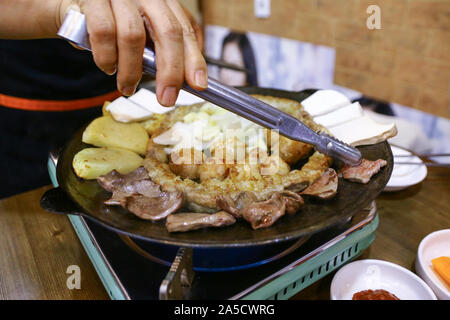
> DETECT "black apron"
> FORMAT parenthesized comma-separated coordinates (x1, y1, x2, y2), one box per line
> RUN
(0, 39, 117, 198)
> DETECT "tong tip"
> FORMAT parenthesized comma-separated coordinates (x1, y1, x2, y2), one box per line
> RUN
(316, 132, 362, 166)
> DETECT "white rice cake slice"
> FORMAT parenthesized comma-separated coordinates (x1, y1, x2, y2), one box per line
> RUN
(129, 89, 175, 114)
(329, 114, 398, 146)
(176, 89, 205, 105)
(301, 89, 351, 117)
(106, 97, 153, 123)
(130, 88, 204, 109)
(107, 88, 205, 123)
(313, 102, 364, 128)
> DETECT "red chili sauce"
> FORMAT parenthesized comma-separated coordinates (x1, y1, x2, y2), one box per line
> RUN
(352, 289, 400, 300)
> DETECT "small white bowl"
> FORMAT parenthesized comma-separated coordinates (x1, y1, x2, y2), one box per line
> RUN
(330, 259, 437, 300)
(384, 145, 427, 192)
(416, 229, 450, 300)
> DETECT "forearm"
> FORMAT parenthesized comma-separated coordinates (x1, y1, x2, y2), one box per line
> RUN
(0, 0, 208, 105)
(0, 0, 65, 39)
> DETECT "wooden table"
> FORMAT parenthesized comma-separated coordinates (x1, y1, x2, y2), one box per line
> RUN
(0, 167, 449, 300)
(293, 166, 450, 299)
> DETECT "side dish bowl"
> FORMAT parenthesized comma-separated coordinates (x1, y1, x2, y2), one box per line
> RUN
(416, 229, 450, 300)
(330, 259, 437, 300)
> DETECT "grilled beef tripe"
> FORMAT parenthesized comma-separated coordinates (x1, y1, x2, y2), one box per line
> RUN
(143, 151, 331, 212)
(166, 211, 236, 232)
(300, 168, 338, 199)
(240, 192, 286, 230)
(341, 159, 387, 184)
(97, 167, 183, 220)
(280, 191, 305, 215)
(217, 190, 304, 219)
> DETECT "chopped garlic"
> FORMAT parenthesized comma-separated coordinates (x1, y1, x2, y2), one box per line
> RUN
(154, 101, 268, 155)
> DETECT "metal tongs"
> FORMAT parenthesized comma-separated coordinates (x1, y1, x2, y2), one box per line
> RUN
(58, 10, 362, 166)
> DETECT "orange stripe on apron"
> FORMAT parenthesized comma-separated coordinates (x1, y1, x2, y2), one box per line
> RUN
(0, 91, 122, 111)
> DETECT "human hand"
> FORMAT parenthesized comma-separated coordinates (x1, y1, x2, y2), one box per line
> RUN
(58, 0, 207, 106)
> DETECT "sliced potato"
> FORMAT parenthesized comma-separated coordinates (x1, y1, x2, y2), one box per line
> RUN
(82, 115, 149, 155)
(73, 147, 143, 180)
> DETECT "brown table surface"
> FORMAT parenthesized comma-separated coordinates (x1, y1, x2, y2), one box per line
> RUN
(0, 166, 449, 300)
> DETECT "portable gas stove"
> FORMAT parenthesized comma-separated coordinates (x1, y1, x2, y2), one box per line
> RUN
(46, 155, 378, 300)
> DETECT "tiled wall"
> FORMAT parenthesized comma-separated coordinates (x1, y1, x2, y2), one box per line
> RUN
(201, 0, 450, 118)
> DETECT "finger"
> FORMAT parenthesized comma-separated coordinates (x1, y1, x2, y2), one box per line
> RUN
(80, 0, 117, 75)
(182, 6, 203, 50)
(139, 0, 184, 107)
(166, 0, 208, 90)
(191, 18, 204, 51)
(110, 0, 145, 96)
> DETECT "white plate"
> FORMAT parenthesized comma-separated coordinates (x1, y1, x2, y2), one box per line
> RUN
(416, 229, 450, 300)
(384, 145, 427, 192)
(330, 259, 437, 300)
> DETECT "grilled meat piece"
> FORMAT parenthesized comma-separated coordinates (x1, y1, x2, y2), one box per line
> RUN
(341, 159, 387, 184)
(97, 167, 158, 205)
(124, 192, 183, 221)
(143, 151, 331, 211)
(97, 167, 183, 220)
(301, 168, 338, 199)
(169, 148, 205, 180)
(218, 190, 304, 223)
(269, 133, 313, 166)
(199, 156, 229, 182)
(97, 166, 149, 193)
(146, 138, 168, 163)
(241, 192, 286, 230)
(216, 191, 258, 218)
(253, 94, 319, 165)
(280, 191, 304, 215)
(166, 211, 236, 232)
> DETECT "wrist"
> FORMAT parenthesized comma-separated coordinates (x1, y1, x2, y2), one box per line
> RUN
(31, 0, 77, 38)
(55, 0, 81, 32)
(0, 0, 65, 39)
(27, 0, 66, 38)
(50, 0, 78, 38)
